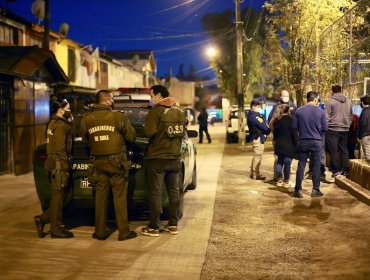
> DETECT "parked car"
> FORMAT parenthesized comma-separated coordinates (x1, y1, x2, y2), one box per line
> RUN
(226, 106, 250, 143)
(33, 91, 197, 218)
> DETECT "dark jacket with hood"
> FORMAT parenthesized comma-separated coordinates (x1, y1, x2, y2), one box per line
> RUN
(358, 106, 370, 139)
(273, 114, 298, 158)
(325, 92, 353, 131)
(144, 97, 185, 160)
(247, 110, 270, 144)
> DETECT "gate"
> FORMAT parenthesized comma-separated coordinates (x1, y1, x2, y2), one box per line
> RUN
(0, 81, 10, 174)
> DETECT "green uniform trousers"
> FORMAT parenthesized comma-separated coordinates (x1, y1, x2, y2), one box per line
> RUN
(93, 158, 129, 238)
(40, 171, 68, 234)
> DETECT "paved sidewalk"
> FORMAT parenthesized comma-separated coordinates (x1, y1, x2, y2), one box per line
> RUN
(0, 124, 225, 280)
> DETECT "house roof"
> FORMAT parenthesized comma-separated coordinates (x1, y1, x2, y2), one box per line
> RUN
(0, 46, 69, 82)
(105, 50, 153, 60)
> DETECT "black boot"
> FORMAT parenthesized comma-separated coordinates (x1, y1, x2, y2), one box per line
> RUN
(33, 215, 46, 238)
(51, 230, 74, 239)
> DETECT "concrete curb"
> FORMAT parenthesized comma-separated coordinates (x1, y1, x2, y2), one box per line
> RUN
(335, 176, 370, 206)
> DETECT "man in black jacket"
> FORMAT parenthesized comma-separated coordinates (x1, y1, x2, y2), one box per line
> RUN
(197, 107, 211, 144)
(358, 95, 370, 160)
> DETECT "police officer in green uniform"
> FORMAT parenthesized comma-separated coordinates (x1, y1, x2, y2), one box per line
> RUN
(141, 85, 186, 237)
(34, 99, 74, 238)
(80, 90, 137, 241)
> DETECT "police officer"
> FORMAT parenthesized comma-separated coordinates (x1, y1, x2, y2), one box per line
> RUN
(34, 99, 74, 238)
(247, 99, 270, 180)
(80, 90, 137, 241)
(141, 85, 186, 237)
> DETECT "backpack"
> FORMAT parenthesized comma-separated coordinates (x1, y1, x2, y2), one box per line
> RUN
(161, 106, 186, 138)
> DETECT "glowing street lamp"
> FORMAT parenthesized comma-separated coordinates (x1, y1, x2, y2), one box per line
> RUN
(205, 46, 218, 59)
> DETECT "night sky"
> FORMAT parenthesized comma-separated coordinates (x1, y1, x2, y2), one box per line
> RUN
(1, 0, 265, 79)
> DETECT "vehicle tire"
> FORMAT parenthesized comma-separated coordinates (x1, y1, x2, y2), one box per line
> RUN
(226, 132, 233, 143)
(186, 163, 197, 190)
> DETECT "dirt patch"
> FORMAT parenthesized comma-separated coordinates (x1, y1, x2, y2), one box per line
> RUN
(201, 142, 370, 280)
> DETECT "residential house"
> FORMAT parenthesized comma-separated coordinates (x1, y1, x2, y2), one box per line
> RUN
(105, 50, 157, 87)
(0, 8, 70, 175)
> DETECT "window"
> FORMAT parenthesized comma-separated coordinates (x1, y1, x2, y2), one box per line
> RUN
(68, 47, 76, 82)
(100, 61, 108, 73)
(30, 36, 42, 48)
(0, 23, 18, 45)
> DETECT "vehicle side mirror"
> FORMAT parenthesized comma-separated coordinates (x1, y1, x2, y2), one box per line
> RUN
(187, 130, 198, 138)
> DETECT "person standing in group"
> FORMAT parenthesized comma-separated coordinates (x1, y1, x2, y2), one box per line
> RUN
(141, 85, 186, 237)
(358, 95, 370, 160)
(197, 107, 211, 144)
(292, 91, 328, 198)
(247, 99, 270, 180)
(270, 104, 298, 189)
(34, 99, 74, 238)
(81, 90, 137, 241)
(268, 89, 297, 123)
(347, 113, 359, 159)
(268, 89, 297, 180)
(325, 84, 353, 177)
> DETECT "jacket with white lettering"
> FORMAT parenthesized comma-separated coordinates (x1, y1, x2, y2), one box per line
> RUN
(144, 97, 185, 160)
(46, 115, 72, 169)
(80, 105, 136, 156)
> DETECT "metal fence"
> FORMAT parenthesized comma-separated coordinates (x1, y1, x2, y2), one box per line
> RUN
(318, 0, 370, 100)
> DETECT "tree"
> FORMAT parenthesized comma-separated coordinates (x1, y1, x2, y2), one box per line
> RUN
(177, 63, 185, 79)
(201, 7, 264, 104)
(264, 0, 354, 105)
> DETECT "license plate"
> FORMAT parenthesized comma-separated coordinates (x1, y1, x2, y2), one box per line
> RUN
(80, 178, 92, 188)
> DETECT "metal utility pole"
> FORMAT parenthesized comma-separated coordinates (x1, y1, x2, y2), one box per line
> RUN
(43, 0, 50, 50)
(235, 0, 244, 145)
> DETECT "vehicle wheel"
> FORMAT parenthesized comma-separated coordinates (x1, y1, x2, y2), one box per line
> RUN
(226, 132, 233, 143)
(177, 168, 185, 220)
(186, 163, 197, 190)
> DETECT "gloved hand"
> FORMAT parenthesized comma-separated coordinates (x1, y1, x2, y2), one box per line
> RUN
(67, 155, 73, 163)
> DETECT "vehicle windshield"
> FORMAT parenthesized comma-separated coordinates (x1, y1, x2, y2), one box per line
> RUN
(120, 107, 149, 137)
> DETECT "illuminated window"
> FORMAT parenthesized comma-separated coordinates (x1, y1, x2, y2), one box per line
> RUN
(68, 47, 76, 82)
(0, 23, 18, 45)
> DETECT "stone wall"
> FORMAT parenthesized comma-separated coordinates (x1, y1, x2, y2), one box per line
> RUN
(348, 160, 370, 191)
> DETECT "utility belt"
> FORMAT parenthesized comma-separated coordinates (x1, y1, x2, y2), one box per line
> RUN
(90, 152, 132, 170)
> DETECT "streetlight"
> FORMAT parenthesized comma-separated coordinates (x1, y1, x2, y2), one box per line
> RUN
(205, 46, 219, 59)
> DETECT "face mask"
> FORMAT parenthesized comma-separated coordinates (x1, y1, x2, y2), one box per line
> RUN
(254, 108, 261, 114)
(63, 110, 72, 119)
(281, 97, 289, 103)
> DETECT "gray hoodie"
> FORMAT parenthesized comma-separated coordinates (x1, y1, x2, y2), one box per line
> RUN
(325, 93, 352, 131)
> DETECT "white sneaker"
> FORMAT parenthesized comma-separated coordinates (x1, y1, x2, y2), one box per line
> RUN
(283, 180, 293, 188)
(276, 179, 284, 187)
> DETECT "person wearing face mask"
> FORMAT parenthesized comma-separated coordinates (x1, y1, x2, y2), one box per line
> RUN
(33, 99, 74, 238)
(292, 91, 328, 198)
(247, 99, 271, 180)
(80, 90, 137, 241)
(268, 90, 297, 123)
(358, 95, 370, 160)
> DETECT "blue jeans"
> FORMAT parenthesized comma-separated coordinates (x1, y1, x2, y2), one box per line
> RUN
(276, 155, 293, 181)
(295, 140, 322, 192)
(308, 136, 326, 175)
